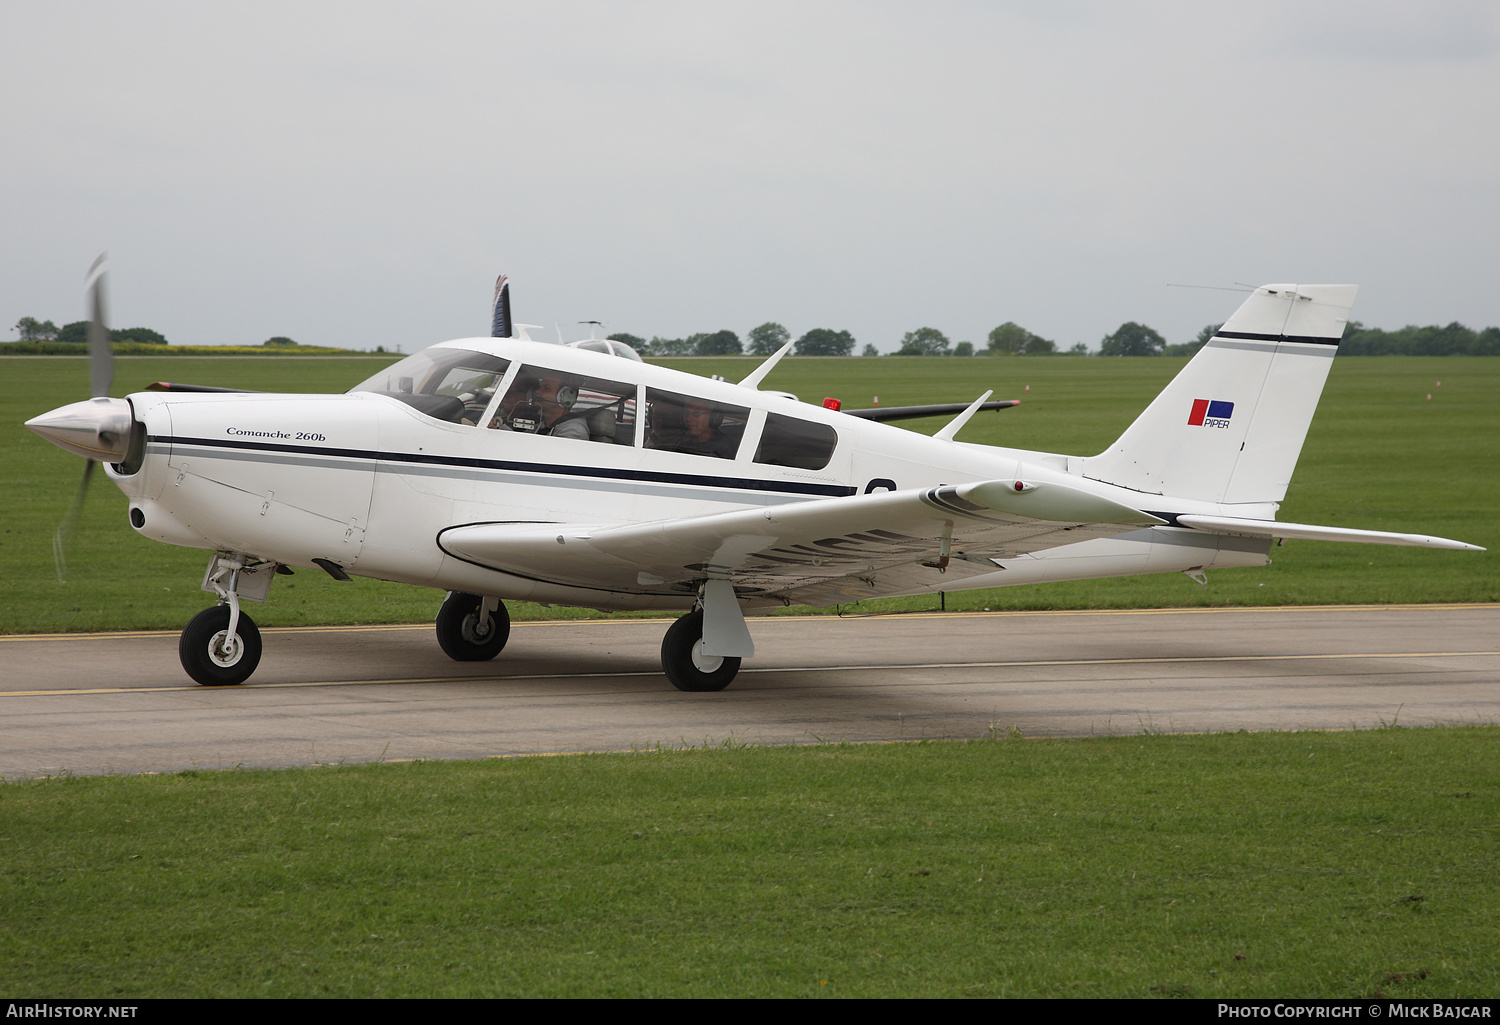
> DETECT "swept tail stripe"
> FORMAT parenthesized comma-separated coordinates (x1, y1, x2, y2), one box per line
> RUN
(1216, 330, 1341, 346)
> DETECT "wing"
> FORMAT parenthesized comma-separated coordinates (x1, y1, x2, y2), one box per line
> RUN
(438, 478, 1164, 605)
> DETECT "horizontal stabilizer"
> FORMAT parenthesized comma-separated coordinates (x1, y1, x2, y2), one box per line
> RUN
(1176, 515, 1483, 551)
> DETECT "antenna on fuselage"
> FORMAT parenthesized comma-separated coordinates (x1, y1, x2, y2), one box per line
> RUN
(491, 274, 512, 338)
(738, 337, 796, 390)
(933, 390, 995, 442)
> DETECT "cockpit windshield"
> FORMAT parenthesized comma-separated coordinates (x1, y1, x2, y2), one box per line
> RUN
(349, 348, 511, 424)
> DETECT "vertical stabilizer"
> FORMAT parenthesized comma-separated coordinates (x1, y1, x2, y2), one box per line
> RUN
(490, 274, 512, 338)
(1082, 284, 1358, 506)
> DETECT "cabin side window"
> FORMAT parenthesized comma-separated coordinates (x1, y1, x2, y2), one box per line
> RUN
(642, 389, 750, 460)
(754, 412, 838, 471)
(348, 350, 511, 425)
(487, 365, 637, 445)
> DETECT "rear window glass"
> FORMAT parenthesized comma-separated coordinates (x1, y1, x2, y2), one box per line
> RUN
(643, 389, 749, 461)
(754, 412, 838, 470)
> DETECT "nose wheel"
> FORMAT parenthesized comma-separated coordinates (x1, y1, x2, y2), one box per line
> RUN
(179, 605, 262, 686)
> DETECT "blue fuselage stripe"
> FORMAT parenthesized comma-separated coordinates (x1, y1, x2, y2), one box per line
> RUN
(153, 435, 859, 498)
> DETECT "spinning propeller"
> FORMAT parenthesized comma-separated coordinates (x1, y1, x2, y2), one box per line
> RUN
(24, 254, 135, 582)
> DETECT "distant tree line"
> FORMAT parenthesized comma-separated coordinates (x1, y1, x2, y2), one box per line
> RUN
(608, 315, 1500, 360)
(14, 316, 170, 346)
(16, 311, 1499, 359)
(1340, 321, 1500, 356)
(610, 323, 860, 358)
(1096, 320, 1500, 357)
(9, 316, 311, 349)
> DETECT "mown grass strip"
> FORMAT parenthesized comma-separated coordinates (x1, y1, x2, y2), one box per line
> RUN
(2, 726, 1500, 996)
(1, 728, 1496, 997)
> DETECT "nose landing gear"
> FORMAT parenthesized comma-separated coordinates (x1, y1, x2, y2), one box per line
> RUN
(179, 555, 266, 686)
(180, 604, 262, 686)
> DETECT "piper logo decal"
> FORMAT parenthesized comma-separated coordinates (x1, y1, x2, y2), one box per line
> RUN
(1188, 399, 1234, 429)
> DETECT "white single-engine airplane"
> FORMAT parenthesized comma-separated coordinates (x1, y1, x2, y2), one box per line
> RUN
(25, 272, 1482, 691)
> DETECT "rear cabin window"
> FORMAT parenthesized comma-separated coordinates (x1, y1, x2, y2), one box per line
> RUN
(349, 349, 510, 425)
(643, 389, 749, 461)
(488, 365, 636, 445)
(754, 412, 838, 470)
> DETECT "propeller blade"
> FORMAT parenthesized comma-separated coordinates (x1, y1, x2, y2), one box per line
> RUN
(53, 459, 97, 583)
(87, 253, 114, 398)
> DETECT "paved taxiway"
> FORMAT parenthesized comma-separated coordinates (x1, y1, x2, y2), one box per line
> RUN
(2, 604, 1497, 778)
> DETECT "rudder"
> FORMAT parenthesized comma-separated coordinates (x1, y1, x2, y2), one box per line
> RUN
(1082, 284, 1358, 507)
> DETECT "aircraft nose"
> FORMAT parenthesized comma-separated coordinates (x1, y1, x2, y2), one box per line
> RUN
(24, 397, 135, 461)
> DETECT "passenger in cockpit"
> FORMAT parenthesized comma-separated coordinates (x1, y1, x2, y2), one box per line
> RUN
(678, 399, 736, 458)
(645, 399, 685, 451)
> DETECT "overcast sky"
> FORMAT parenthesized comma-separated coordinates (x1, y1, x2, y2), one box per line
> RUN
(4, 1, 1498, 353)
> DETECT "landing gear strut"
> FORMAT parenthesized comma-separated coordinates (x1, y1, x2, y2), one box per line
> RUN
(436, 592, 510, 661)
(180, 556, 263, 686)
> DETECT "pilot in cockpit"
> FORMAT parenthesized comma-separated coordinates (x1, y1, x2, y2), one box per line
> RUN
(491, 374, 590, 440)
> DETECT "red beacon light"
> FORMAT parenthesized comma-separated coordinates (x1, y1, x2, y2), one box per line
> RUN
(822, 397, 842, 411)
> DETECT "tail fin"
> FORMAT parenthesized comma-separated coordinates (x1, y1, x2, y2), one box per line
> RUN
(490, 274, 512, 338)
(1082, 284, 1358, 506)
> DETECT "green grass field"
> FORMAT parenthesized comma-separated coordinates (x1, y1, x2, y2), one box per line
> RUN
(6, 355, 1497, 999)
(2, 728, 1496, 997)
(3, 354, 1496, 633)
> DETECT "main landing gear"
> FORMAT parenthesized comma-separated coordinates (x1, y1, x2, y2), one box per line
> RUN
(660, 580, 755, 692)
(436, 592, 511, 661)
(431, 586, 752, 693)
(660, 610, 740, 692)
(179, 556, 266, 686)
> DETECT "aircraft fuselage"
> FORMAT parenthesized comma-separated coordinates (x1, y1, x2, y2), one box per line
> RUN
(106, 337, 1271, 612)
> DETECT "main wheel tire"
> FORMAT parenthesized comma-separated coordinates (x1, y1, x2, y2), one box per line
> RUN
(179, 605, 262, 686)
(661, 610, 741, 692)
(436, 592, 510, 661)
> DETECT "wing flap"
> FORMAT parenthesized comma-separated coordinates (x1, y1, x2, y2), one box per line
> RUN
(439, 478, 1163, 602)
